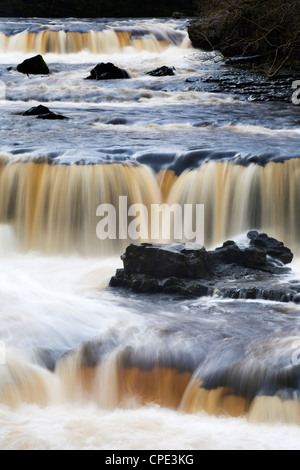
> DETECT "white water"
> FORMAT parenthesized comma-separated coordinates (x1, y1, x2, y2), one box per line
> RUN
(0, 248, 300, 450)
(2, 404, 300, 450)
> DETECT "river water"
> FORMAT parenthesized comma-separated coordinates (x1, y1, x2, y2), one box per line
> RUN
(0, 17, 300, 450)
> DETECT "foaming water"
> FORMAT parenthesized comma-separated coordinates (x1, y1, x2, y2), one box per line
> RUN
(2, 403, 300, 450)
(1, 238, 300, 448)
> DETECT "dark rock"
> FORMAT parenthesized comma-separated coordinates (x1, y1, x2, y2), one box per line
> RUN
(23, 105, 68, 120)
(210, 241, 268, 273)
(107, 118, 127, 125)
(247, 230, 293, 264)
(23, 105, 51, 116)
(226, 55, 265, 65)
(121, 243, 210, 279)
(293, 294, 300, 304)
(86, 62, 130, 80)
(17, 55, 50, 75)
(37, 113, 68, 120)
(110, 232, 296, 302)
(110, 269, 209, 296)
(147, 66, 176, 77)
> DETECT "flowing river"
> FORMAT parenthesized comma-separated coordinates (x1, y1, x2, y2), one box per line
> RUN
(0, 17, 300, 450)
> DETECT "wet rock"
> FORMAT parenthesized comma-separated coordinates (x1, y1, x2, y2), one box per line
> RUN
(110, 232, 297, 302)
(23, 105, 68, 120)
(121, 243, 210, 279)
(17, 55, 50, 75)
(107, 118, 127, 125)
(110, 269, 210, 296)
(147, 66, 176, 77)
(86, 62, 130, 80)
(37, 113, 68, 120)
(23, 105, 51, 116)
(247, 230, 293, 264)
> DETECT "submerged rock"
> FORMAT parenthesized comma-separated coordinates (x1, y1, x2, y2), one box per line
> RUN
(23, 105, 68, 120)
(147, 66, 176, 77)
(37, 113, 68, 120)
(17, 55, 50, 75)
(86, 62, 130, 80)
(110, 232, 298, 302)
(107, 117, 128, 125)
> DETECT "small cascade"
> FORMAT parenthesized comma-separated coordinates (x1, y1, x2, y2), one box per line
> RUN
(0, 158, 299, 255)
(0, 28, 189, 54)
(166, 158, 300, 252)
(0, 161, 161, 255)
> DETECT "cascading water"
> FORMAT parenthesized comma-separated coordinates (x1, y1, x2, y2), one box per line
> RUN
(0, 19, 189, 54)
(0, 158, 299, 255)
(0, 17, 300, 450)
(0, 160, 161, 255)
(0, 29, 188, 55)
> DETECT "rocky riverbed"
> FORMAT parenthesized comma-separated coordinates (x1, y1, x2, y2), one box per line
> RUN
(110, 231, 300, 303)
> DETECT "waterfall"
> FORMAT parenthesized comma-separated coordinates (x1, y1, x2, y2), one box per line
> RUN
(166, 158, 300, 252)
(0, 161, 161, 255)
(1, 343, 300, 425)
(0, 158, 299, 255)
(0, 28, 189, 54)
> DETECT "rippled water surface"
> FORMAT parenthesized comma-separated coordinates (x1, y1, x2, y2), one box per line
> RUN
(0, 18, 299, 163)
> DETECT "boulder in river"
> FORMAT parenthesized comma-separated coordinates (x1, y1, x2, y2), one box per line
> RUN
(23, 105, 68, 120)
(37, 113, 68, 120)
(110, 232, 298, 302)
(23, 105, 52, 116)
(147, 66, 176, 77)
(86, 62, 130, 80)
(17, 55, 50, 75)
(121, 243, 210, 279)
(247, 230, 293, 264)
